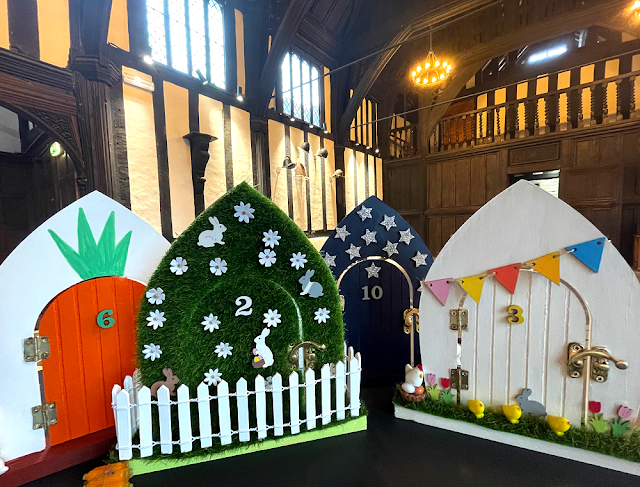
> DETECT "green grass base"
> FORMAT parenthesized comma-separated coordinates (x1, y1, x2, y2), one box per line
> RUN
(393, 389, 640, 465)
(127, 414, 367, 477)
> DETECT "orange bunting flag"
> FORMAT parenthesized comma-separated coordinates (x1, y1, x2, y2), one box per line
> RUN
(525, 252, 561, 285)
(456, 274, 487, 303)
(488, 263, 521, 294)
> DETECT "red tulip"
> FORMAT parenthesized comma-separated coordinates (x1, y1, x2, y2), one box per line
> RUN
(589, 401, 601, 414)
(441, 378, 451, 388)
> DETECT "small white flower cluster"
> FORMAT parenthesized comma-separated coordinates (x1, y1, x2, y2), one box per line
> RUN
(210, 257, 228, 276)
(201, 313, 220, 332)
(234, 201, 255, 223)
(144, 287, 167, 358)
(263, 309, 281, 328)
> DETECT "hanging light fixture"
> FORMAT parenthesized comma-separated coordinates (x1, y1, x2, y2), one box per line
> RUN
(411, 30, 452, 87)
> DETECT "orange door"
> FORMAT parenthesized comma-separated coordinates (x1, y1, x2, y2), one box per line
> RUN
(39, 277, 145, 446)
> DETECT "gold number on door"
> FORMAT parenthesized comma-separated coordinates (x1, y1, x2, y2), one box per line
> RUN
(506, 305, 524, 324)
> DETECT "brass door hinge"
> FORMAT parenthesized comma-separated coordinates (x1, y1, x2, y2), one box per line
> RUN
(450, 368, 469, 390)
(23, 336, 50, 362)
(32, 403, 57, 430)
(449, 309, 468, 331)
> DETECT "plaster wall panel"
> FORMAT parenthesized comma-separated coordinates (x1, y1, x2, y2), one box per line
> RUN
(122, 69, 161, 233)
(199, 94, 226, 207)
(324, 137, 337, 229)
(356, 150, 366, 203)
(605, 59, 620, 118)
(0, 0, 8, 49)
(345, 148, 356, 214)
(290, 126, 307, 230)
(231, 106, 252, 186)
(308, 133, 323, 230)
(164, 81, 194, 237)
(324, 67, 331, 132)
(581, 64, 595, 123)
(376, 157, 383, 199)
(268, 120, 288, 214)
(368, 154, 375, 199)
(235, 9, 245, 93)
(108, 0, 130, 51)
(36, 0, 70, 67)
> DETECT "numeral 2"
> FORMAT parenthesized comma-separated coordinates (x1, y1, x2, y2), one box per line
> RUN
(235, 296, 253, 316)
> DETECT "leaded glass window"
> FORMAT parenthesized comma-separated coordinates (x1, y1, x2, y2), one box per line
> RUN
(281, 52, 323, 126)
(146, 0, 225, 90)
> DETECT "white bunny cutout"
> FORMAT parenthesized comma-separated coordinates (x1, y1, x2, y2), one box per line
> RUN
(253, 327, 274, 367)
(197, 217, 227, 247)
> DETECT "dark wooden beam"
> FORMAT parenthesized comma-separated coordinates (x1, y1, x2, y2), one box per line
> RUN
(7, 0, 39, 59)
(152, 76, 173, 240)
(253, 0, 315, 116)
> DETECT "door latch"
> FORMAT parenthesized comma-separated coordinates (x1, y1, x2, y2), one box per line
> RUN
(449, 309, 468, 331)
(567, 343, 628, 383)
(32, 403, 57, 430)
(23, 336, 50, 362)
(403, 308, 419, 334)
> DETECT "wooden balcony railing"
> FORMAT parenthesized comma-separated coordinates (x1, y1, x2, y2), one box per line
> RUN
(389, 123, 418, 160)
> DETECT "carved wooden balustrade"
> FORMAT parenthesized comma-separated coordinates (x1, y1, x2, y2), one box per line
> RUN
(389, 123, 418, 160)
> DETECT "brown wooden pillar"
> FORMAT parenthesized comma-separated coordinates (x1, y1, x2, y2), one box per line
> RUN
(250, 116, 271, 197)
(184, 132, 216, 215)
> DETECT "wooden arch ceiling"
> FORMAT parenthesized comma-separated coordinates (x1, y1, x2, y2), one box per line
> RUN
(337, 0, 634, 143)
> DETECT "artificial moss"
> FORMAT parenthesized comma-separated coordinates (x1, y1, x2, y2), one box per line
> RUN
(394, 389, 640, 464)
(137, 182, 344, 389)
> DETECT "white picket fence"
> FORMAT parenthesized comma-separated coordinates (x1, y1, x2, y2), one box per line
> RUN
(112, 349, 362, 460)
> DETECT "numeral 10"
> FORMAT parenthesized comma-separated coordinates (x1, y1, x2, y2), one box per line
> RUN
(362, 285, 383, 300)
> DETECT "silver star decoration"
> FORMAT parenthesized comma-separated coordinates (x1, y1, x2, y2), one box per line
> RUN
(360, 229, 377, 246)
(334, 225, 350, 242)
(323, 253, 336, 267)
(345, 243, 361, 260)
(365, 262, 381, 279)
(380, 215, 397, 231)
(398, 228, 415, 245)
(412, 251, 429, 267)
(357, 205, 373, 221)
(382, 241, 399, 257)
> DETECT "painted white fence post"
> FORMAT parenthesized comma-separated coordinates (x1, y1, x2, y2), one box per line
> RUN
(115, 389, 132, 460)
(255, 375, 267, 439)
(272, 373, 284, 436)
(111, 384, 122, 436)
(236, 378, 250, 442)
(305, 368, 316, 431)
(289, 372, 300, 434)
(157, 385, 173, 454)
(197, 382, 212, 449)
(335, 361, 346, 420)
(321, 364, 331, 425)
(177, 384, 192, 453)
(217, 380, 232, 445)
(123, 375, 137, 434)
(349, 357, 361, 417)
(138, 386, 153, 458)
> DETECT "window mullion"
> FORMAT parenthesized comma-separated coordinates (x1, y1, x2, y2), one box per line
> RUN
(204, 0, 211, 82)
(289, 52, 294, 120)
(164, 0, 172, 67)
(185, 0, 192, 76)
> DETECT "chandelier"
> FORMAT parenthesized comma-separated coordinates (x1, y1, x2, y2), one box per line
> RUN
(411, 32, 452, 87)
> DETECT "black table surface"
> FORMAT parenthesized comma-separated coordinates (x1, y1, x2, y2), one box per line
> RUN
(25, 387, 640, 487)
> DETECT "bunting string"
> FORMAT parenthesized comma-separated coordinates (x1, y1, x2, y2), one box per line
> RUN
(422, 237, 608, 305)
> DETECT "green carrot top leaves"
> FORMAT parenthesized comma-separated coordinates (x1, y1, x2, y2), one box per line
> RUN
(48, 208, 132, 279)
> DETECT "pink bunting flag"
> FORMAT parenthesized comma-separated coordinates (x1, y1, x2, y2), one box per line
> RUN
(423, 278, 452, 306)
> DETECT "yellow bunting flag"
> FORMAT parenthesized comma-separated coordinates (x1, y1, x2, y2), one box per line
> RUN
(525, 252, 561, 285)
(456, 274, 487, 303)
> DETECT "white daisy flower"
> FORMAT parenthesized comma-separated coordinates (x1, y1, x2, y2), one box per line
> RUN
(209, 257, 228, 276)
(234, 201, 255, 223)
(203, 368, 222, 386)
(170, 257, 188, 275)
(215, 342, 233, 358)
(143, 343, 162, 361)
(290, 252, 307, 270)
(201, 313, 220, 332)
(146, 310, 166, 330)
(146, 287, 165, 305)
(314, 307, 330, 324)
(263, 309, 281, 328)
(262, 229, 281, 248)
(259, 249, 277, 267)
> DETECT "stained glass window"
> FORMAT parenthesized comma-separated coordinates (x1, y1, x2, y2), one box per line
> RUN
(146, 0, 225, 89)
(281, 51, 323, 126)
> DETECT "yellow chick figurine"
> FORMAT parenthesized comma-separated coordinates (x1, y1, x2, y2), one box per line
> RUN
(468, 399, 485, 419)
(548, 415, 571, 436)
(502, 404, 522, 424)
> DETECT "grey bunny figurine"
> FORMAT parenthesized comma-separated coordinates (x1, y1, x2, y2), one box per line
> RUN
(516, 388, 547, 416)
(299, 269, 324, 298)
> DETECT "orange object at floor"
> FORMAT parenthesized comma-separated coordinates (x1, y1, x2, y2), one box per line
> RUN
(83, 462, 132, 486)
(39, 277, 146, 446)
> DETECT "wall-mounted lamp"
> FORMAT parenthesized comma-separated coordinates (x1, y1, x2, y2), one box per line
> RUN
(316, 148, 329, 158)
(375, 148, 380, 154)
(123, 71, 155, 92)
(143, 54, 154, 65)
(290, 117, 296, 122)
(299, 141, 310, 153)
(330, 169, 344, 179)
(236, 86, 244, 102)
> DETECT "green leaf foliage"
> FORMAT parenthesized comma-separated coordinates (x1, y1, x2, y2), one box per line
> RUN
(137, 182, 345, 390)
(49, 208, 132, 279)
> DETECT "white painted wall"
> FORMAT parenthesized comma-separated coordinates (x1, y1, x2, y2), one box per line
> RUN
(0, 106, 21, 154)
(419, 181, 640, 427)
(0, 191, 170, 462)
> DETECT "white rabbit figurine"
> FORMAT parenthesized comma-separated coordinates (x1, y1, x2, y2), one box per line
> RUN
(401, 364, 424, 394)
(299, 269, 324, 298)
(197, 217, 227, 247)
(253, 327, 274, 367)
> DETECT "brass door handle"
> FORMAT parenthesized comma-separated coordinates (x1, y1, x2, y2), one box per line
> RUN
(567, 343, 628, 382)
(288, 341, 326, 370)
